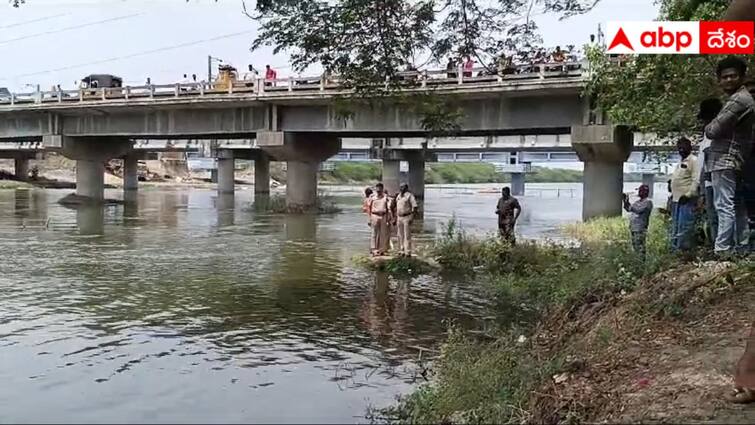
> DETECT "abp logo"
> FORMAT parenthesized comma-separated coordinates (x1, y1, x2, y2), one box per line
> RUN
(607, 22, 699, 54)
(606, 21, 755, 55)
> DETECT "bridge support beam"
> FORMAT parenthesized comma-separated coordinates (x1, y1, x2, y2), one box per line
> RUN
(76, 160, 105, 200)
(642, 173, 655, 198)
(255, 153, 270, 194)
(382, 160, 400, 195)
(217, 150, 235, 195)
(408, 156, 425, 200)
(511, 173, 525, 197)
(123, 154, 139, 192)
(257, 131, 341, 212)
(572, 125, 633, 220)
(14, 158, 28, 181)
(44, 136, 132, 202)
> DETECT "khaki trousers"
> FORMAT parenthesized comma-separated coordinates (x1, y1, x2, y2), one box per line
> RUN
(397, 215, 413, 255)
(370, 214, 390, 254)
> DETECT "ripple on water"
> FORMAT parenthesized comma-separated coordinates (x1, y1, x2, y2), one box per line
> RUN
(0, 188, 502, 422)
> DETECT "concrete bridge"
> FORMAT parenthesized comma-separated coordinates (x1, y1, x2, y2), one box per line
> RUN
(0, 62, 656, 219)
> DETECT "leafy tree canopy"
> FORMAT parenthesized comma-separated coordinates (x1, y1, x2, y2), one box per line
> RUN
(587, 0, 755, 138)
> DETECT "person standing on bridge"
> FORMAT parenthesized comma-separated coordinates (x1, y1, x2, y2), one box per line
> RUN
(623, 184, 653, 258)
(368, 183, 392, 257)
(669, 137, 700, 252)
(495, 187, 521, 245)
(265, 65, 277, 87)
(463, 56, 474, 78)
(705, 56, 754, 257)
(395, 183, 419, 257)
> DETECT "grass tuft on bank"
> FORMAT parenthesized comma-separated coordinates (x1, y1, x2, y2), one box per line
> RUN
(256, 194, 341, 214)
(381, 215, 709, 424)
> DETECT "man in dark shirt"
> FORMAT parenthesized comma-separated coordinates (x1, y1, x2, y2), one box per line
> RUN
(704, 56, 754, 255)
(495, 187, 522, 245)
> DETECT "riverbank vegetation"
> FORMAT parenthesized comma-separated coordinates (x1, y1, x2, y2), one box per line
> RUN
(376, 216, 754, 424)
(256, 194, 341, 214)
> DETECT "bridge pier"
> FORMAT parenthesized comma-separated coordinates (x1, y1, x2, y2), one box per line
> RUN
(255, 153, 270, 194)
(123, 154, 139, 192)
(572, 125, 633, 220)
(511, 173, 525, 197)
(382, 160, 401, 195)
(408, 155, 425, 200)
(642, 173, 655, 198)
(14, 158, 28, 181)
(76, 160, 105, 200)
(217, 150, 235, 195)
(44, 136, 132, 202)
(257, 131, 341, 212)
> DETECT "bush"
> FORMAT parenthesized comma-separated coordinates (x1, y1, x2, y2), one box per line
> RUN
(257, 194, 341, 214)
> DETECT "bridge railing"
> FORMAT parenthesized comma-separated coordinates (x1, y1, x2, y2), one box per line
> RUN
(0, 61, 585, 107)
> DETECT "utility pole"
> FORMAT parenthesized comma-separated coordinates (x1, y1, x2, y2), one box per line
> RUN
(207, 55, 212, 83)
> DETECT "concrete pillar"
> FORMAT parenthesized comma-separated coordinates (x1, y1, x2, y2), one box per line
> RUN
(257, 131, 341, 212)
(76, 160, 105, 201)
(123, 155, 139, 192)
(210, 169, 218, 183)
(14, 158, 28, 181)
(255, 154, 270, 194)
(286, 161, 318, 211)
(217, 156, 235, 194)
(642, 173, 655, 198)
(582, 161, 625, 219)
(383, 160, 400, 195)
(572, 125, 633, 221)
(511, 172, 525, 196)
(408, 158, 425, 200)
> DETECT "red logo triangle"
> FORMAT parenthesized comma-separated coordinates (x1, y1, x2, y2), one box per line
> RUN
(609, 28, 634, 51)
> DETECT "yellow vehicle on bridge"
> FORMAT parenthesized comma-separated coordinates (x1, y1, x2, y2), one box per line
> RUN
(213, 65, 239, 91)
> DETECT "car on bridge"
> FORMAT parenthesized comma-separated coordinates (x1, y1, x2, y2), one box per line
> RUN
(0, 87, 11, 102)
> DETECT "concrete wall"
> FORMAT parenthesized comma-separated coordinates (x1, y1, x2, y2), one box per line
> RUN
(278, 95, 583, 136)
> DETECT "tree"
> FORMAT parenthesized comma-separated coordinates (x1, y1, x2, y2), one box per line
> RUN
(247, 0, 598, 134)
(587, 0, 755, 137)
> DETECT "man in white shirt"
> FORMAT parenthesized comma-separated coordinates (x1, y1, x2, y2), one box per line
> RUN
(669, 137, 700, 251)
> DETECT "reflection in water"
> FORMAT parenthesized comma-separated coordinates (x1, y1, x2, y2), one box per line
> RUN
(76, 205, 104, 235)
(0, 187, 503, 423)
(254, 193, 271, 211)
(215, 194, 235, 227)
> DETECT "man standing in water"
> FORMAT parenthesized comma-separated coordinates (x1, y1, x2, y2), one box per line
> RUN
(495, 187, 521, 245)
(622, 184, 653, 258)
(395, 183, 419, 257)
(368, 183, 391, 256)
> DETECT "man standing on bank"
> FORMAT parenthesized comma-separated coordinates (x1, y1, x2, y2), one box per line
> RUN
(496, 187, 522, 245)
(704, 56, 754, 257)
(395, 183, 419, 257)
(623, 184, 653, 258)
(669, 137, 700, 252)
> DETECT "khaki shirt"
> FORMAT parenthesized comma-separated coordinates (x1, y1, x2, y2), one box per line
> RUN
(396, 192, 418, 216)
(369, 194, 390, 215)
(671, 154, 700, 201)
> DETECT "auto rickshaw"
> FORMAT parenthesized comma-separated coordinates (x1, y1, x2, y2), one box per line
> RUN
(79, 74, 123, 98)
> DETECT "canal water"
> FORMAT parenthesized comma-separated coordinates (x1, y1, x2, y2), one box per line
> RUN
(0, 183, 667, 423)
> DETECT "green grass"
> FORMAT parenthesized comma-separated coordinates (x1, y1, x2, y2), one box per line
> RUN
(352, 254, 436, 277)
(384, 216, 677, 424)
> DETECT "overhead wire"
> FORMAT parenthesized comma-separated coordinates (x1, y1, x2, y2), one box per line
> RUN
(0, 30, 257, 81)
(0, 13, 71, 29)
(0, 13, 144, 46)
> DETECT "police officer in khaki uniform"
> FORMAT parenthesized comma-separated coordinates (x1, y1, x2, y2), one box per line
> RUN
(395, 183, 418, 256)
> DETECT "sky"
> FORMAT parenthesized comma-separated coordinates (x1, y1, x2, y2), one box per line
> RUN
(0, 0, 660, 171)
(0, 0, 659, 92)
